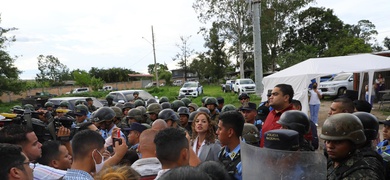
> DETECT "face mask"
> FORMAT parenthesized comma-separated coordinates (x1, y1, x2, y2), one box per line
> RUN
(92, 149, 105, 173)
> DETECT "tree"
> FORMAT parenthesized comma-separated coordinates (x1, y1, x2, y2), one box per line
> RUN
(172, 36, 194, 81)
(159, 70, 172, 85)
(147, 63, 168, 80)
(0, 17, 25, 96)
(36, 55, 69, 86)
(345, 20, 378, 46)
(384, 37, 390, 50)
(90, 77, 104, 91)
(72, 69, 91, 87)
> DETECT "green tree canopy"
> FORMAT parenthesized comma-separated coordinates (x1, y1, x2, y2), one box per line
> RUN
(36, 55, 69, 86)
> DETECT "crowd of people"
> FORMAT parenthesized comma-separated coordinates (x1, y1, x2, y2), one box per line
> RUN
(0, 85, 389, 180)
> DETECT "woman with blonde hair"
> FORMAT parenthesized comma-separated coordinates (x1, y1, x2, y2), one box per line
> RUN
(95, 165, 140, 180)
(191, 111, 221, 162)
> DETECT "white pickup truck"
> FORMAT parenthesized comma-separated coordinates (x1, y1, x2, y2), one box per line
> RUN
(319, 73, 354, 97)
(233, 78, 256, 94)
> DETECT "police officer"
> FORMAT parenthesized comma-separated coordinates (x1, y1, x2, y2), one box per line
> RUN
(277, 110, 314, 151)
(92, 107, 126, 141)
(72, 104, 89, 128)
(320, 113, 384, 179)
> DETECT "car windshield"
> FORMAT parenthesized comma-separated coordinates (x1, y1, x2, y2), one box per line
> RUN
(332, 74, 351, 81)
(183, 83, 197, 87)
(240, 79, 254, 84)
(123, 91, 154, 101)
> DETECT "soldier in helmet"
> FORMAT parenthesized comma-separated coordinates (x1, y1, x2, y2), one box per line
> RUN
(136, 106, 148, 123)
(111, 106, 127, 129)
(201, 96, 208, 107)
(238, 93, 250, 105)
(217, 97, 224, 112)
(277, 110, 314, 151)
(85, 97, 97, 112)
(134, 99, 145, 108)
(221, 104, 236, 113)
(146, 103, 162, 125)
(178, 107, 191, 136)
(242, 123, 260, 147)
(188, 103, 199, 113)
(204, 97, 219, 125)
(24, 104, 35, 111)
(59, 101, 70, 110)
(161, 102, 171, 110)
(72, 104, 89, 128)
(122, 102, 135, 117)
(171, 100, 185, 112)
(159, 96, 169, 104)
(106, 95, 116, 107)
(92, 107, 126, 141)
(75, 99, 87, 106)
(320, 113, 384, 179)
(181, 98, 191, 107)
(44, 102, 54, 112)
(158, 109, 180, 128)
(133, 91, 143, 101)
(126, 109, 143, 125)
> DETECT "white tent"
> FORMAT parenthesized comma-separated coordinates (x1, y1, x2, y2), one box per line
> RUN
(261, 53, 390, 114)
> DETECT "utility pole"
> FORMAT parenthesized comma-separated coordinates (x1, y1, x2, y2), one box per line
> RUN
(252, 0, 263, 96)
(151, 26, 159, 87)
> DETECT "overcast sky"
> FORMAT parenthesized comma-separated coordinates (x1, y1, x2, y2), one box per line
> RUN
(1, 0, 389, 80)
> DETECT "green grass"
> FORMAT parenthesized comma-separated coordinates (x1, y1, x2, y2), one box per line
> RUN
(0, 85, 262, 113)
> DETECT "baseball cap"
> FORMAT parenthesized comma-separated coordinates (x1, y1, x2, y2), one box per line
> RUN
(264, 129, 299, 151)
(240, 102, 257, 111)
(238, 93, 250, 100)
(256, 106, 270, 120)
(123, 122, 147, 133)
(85, 97, 93, 102)
(379, 116, 390, 126)
(217, 97, 224, 104)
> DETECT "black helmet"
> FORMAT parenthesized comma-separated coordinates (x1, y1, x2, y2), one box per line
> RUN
(158, 109, 179, 122)
(171, 100, 185, 112)
(189, 111, 199, 123)
(204, 97, 218, 106)
(238, 93, 250, 100)
(59, 101, 70, 108)
(181, 98, 191, 107)
(115, 102, 124, 110)
(201, 96, 208, 104)
(161, 102, 171, 109)
(159, 96, 169, 104)
(127, 108, 143, 122)
(178, 94, 185, 100)
(75, 99, 87, 106)
(221, 104, 236, 113)
(146, 98, 158, 106)
(133, 91, 139, 95)
(277, 110, 310, 135)
(24, 104, 35, 111)
(105, 95, 114, 100)
(320, 113, 366, 145)
(197, 107, 210, 116)
(134, 99, 145, 107)
(92, 107, 116, 123)
(146, 103, 162, 114)
(44, 102, 54, 108)
(352, 112, 379, 141)
(177, 107, 190, 116)
(123, 102, 135, 110)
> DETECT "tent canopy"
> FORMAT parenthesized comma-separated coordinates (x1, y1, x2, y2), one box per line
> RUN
(262, 53, 390, 114)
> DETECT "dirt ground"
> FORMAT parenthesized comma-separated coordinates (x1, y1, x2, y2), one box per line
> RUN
(315, 100, 387, 150)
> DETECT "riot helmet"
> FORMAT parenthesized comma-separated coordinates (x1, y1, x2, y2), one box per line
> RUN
(92, 107, 116, 123)
(352, 112, 379, 141)
(277, 110, 310, 135)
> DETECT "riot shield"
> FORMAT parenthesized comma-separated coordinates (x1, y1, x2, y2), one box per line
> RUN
(241, 142, 327, 180)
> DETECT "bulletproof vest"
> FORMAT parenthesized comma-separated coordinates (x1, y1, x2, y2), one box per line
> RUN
(218, 147, 241, 180)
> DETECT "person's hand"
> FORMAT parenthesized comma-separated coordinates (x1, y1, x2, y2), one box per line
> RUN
(57, 126, 70, 137)
(113, 137, 128, 157)
(112, 128, 121, 138)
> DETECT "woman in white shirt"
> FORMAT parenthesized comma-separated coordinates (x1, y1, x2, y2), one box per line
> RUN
(191, 112, 221, 162)
(309, 82, 322, 126)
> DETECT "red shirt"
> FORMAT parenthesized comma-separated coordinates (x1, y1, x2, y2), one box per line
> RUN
(260, 104, 294, 147)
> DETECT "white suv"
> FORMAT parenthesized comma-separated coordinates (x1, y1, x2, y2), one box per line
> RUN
(70, 87, 90, 94)
(233, 78, 256, 94)
(179, 82, 203, 97)
(319, 73, 353, 97)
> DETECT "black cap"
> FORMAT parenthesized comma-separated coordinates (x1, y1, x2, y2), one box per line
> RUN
(217, 97, 224, 104)
(379, 116, 390, 126)
(85, 97, 93, 102)
(238, 93, 250, 100)
(240, 102, 257, 111)
(123, 122, 147, 133)
(264, 129, 299, 151)
(256, 106, 270, 120)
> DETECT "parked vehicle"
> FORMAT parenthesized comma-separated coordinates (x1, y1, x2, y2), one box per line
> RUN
(108, 90, 158, 104)
(233, 78, 256, 94)
(145, 82, 157, 88)
(221, 80, 235, 93)
(66, 87, 90, 94)
(179, 81, 203, 97)
(173, 80, 183, 86)
(47, 97, 103, 111)
(319, 73, 354, 97)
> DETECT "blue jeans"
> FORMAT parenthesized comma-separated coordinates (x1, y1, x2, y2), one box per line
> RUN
(309, 104, 320, 124)
(365, 94, 374, 106)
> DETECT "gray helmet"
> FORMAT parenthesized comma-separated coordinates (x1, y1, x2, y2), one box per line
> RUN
(242, 123, 260, 145)
(123, 102, 135, 110)
(352, 112, 379, 141)
(23, 104, 35, 111)
(146, 98, 158, 106)
(277, 110, 310, 135)
(75, 99, 87, 106)
(127, 108, 143, 123)
(158, 109, 179, 122)
(44, 102, 54, 108)
(92, 107, 116, 123)
(133, 91, 139, 95)
(177, 107, 190, 116)
(221, 104, 237, 113)
(161, 102, 171, 109)
(204, 97, 218, 106)
(115, 102, 124, 110)
(159, 96, 169, 104)
(188, 103, 199, 111)
(320, 113, 366, 145)
(197, 107, 210, 116)
(105, 95, 114, 100)
(181, 98, 191, 107)
(146, 103, 162, 114)
(171, 100, 185, 112)
(134, 99, 145, 107)
(189, 111, 199, 123)
(136, 106, 146, 116)
(74, 104, 88, 116)
(201, 96, 208, 104)
(178, 94, 185, 100)
(59, 101, 70, 108)
(110, 106, 123, 118)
